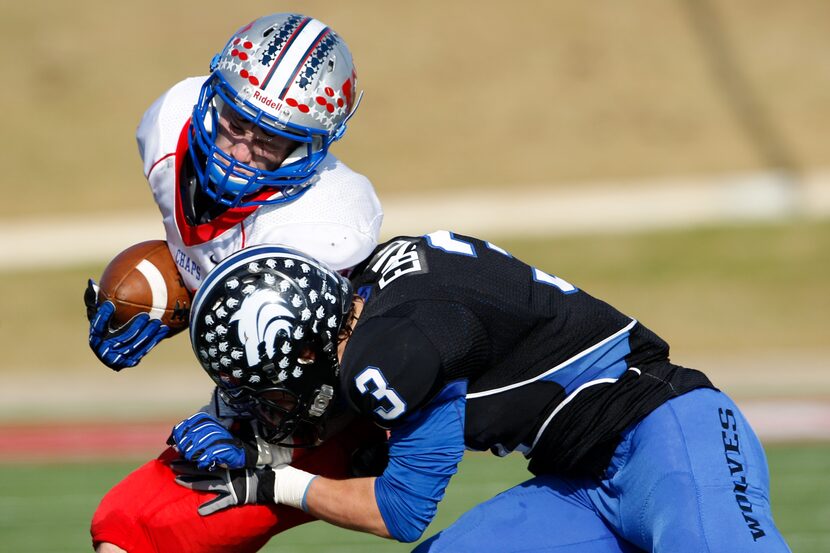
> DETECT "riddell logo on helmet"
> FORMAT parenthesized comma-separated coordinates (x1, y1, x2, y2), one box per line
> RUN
(252, 90, 283, 112)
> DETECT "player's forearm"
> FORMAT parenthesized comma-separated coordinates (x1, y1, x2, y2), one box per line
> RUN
(304, 476, 391, 538)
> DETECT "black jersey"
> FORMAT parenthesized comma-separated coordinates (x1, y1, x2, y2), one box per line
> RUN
(340, 232, 714, 476)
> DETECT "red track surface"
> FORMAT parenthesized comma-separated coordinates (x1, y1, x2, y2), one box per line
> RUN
(2, 400, 829, 463)
(0, 421, 173, 462)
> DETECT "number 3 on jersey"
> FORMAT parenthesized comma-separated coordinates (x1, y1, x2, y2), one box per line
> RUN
(355, 366, 407, 421)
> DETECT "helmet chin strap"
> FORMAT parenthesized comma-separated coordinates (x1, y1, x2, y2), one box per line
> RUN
(307, 384, 335, 418)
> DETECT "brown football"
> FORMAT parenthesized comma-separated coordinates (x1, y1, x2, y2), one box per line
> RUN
(98, 240, 192, 335)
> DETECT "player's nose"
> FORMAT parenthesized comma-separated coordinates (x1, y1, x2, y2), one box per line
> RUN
(228, 141, 254, 164)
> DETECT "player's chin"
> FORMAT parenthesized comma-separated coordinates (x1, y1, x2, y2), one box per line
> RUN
(206, 164, 260, 199)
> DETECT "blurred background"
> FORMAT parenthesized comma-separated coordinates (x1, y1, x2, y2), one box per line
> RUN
(1, 0, 828, 551)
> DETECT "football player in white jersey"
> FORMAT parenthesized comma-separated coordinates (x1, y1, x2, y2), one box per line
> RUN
(88, 13, 386, 553)
(85, 12, 382, 371)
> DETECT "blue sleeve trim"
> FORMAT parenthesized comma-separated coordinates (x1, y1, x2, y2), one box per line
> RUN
(374, 380, 467, 542)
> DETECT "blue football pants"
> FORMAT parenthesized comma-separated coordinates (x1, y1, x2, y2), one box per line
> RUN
(413, 388, 791, 552)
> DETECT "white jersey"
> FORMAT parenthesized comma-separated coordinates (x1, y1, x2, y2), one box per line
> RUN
(136, 76, 383, 292)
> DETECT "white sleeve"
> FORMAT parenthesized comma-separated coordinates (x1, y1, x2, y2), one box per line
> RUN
(260, 221, 380, 272)
(136, 76, 207, 177)
(252, 157, 384, 271)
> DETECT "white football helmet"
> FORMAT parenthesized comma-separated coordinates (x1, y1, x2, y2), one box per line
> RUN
(189, 13, 361, 208)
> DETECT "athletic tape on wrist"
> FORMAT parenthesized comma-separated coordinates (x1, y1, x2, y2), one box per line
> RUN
(255, 436, 273, 466)
(272, 465, 316, 510)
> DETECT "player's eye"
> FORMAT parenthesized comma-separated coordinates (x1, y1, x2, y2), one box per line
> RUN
(228, 120, 246, 136)
(253, 134, 275, 147)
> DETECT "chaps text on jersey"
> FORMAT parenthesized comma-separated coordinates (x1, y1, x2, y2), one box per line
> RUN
(175, 249, 202, 282)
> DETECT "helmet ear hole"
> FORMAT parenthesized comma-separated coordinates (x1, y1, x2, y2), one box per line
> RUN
(298, 346, 316, 365)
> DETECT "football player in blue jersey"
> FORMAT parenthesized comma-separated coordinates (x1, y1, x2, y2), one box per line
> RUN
(176, 233, 791, 552)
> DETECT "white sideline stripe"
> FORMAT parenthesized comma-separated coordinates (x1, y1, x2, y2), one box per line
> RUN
(136, 259, 167, 320)
(466, 319, 637, 399)
(1, 169, 829, 272)
(0, 371, 828, 441)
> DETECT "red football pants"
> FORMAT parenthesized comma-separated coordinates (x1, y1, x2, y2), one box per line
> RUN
(91, 421, 381, 552)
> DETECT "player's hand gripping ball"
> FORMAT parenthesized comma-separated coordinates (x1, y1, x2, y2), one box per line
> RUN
(84, 240, 192, 370)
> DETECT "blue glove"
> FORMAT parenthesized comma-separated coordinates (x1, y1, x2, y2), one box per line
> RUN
(85, 279, 170, 371)
(171, 412, 257, 471)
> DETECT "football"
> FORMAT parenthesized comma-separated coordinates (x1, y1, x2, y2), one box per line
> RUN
(97, 240, 192, 335)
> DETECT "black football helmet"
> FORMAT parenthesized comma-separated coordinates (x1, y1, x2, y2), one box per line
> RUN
(190, 245, 353, 445)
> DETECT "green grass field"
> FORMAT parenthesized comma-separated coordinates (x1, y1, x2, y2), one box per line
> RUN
(1, 444, 827, 552)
